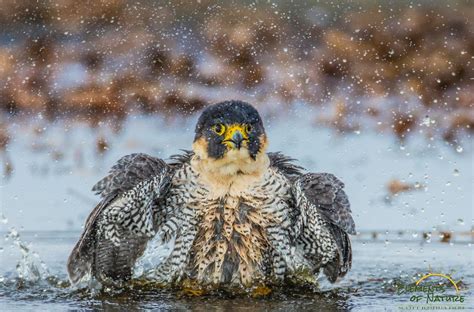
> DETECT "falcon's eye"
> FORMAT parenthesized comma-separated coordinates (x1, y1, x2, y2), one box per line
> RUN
(245, 124, 252, 133)
(211, 124, 226, 135)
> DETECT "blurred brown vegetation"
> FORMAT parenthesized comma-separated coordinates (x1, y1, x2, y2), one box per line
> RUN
(0, 0, 472, 142)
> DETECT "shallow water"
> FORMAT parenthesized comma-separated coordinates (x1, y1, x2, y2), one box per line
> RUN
(0, 231, 472, 311)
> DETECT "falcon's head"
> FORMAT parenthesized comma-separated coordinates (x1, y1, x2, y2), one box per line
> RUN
(193, 100, 267, 165)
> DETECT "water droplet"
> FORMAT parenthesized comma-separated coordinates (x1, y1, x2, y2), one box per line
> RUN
(0, 214, 7, 224)
(446, 181, 451, 186)
(457, 219, 464, 225)
(453, 169, 459, 176)
(421, 116, 432, 127)
(456, 146, 463, 153)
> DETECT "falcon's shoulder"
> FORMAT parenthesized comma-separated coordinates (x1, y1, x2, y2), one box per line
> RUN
(92, 153, 169, 198)
(268, 152, 304, 180)
(294, 172, 355, 235)
(168, 150, 194, 169)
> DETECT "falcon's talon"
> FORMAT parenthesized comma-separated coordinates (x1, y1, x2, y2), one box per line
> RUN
(251, 285, 272, 297)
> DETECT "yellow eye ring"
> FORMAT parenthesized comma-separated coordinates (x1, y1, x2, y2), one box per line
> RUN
(212, 124, 226, 135)
(245, 124, 252, 133)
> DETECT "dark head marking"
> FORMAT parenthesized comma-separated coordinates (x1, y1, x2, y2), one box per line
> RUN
(194, 100, 266, 159)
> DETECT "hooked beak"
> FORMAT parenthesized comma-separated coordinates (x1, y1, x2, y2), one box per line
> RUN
(230, 130, 244, 149)
(223, 125, 248, 150)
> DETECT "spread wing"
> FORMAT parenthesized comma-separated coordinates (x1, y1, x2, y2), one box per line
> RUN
(292, 173, 355, 283)
(67, 153, 172, 286)
(92, 153, 168, 198)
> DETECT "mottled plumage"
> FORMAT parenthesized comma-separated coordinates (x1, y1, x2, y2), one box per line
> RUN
(67, 100, 355, 288)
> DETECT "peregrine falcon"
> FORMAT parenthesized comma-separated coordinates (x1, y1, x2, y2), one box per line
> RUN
(67, 100, 355, 289)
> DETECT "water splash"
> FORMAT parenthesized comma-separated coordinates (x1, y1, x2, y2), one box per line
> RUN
(5, 228, 49, 282)
(134, 235, 175, 278)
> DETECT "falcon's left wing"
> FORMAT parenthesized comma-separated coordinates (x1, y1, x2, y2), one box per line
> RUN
(292, 173, 355, 282)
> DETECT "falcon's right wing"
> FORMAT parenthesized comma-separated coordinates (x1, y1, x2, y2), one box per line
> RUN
(67, 153, 172, 286)
(292, 173, 355, 283)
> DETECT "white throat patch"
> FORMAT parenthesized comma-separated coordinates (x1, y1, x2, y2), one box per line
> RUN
(191, 139, 270, 198)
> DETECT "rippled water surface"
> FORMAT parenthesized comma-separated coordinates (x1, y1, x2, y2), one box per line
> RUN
(0, 231, 472, 311)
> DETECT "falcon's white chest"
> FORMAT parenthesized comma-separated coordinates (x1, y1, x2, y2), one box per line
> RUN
(165, 160, 293, 285)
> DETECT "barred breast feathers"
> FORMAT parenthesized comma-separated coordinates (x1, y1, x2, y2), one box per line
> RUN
(185, 146, 304, 286)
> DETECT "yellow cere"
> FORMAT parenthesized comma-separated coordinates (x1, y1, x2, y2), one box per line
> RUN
(224, 124, 249, 141)
(224, 124, 249, 149)
(212, 123, 251, 149)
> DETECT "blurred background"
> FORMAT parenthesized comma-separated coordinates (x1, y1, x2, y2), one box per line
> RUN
(0, 1, 473, 310)
(0, 0, 472, 236)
